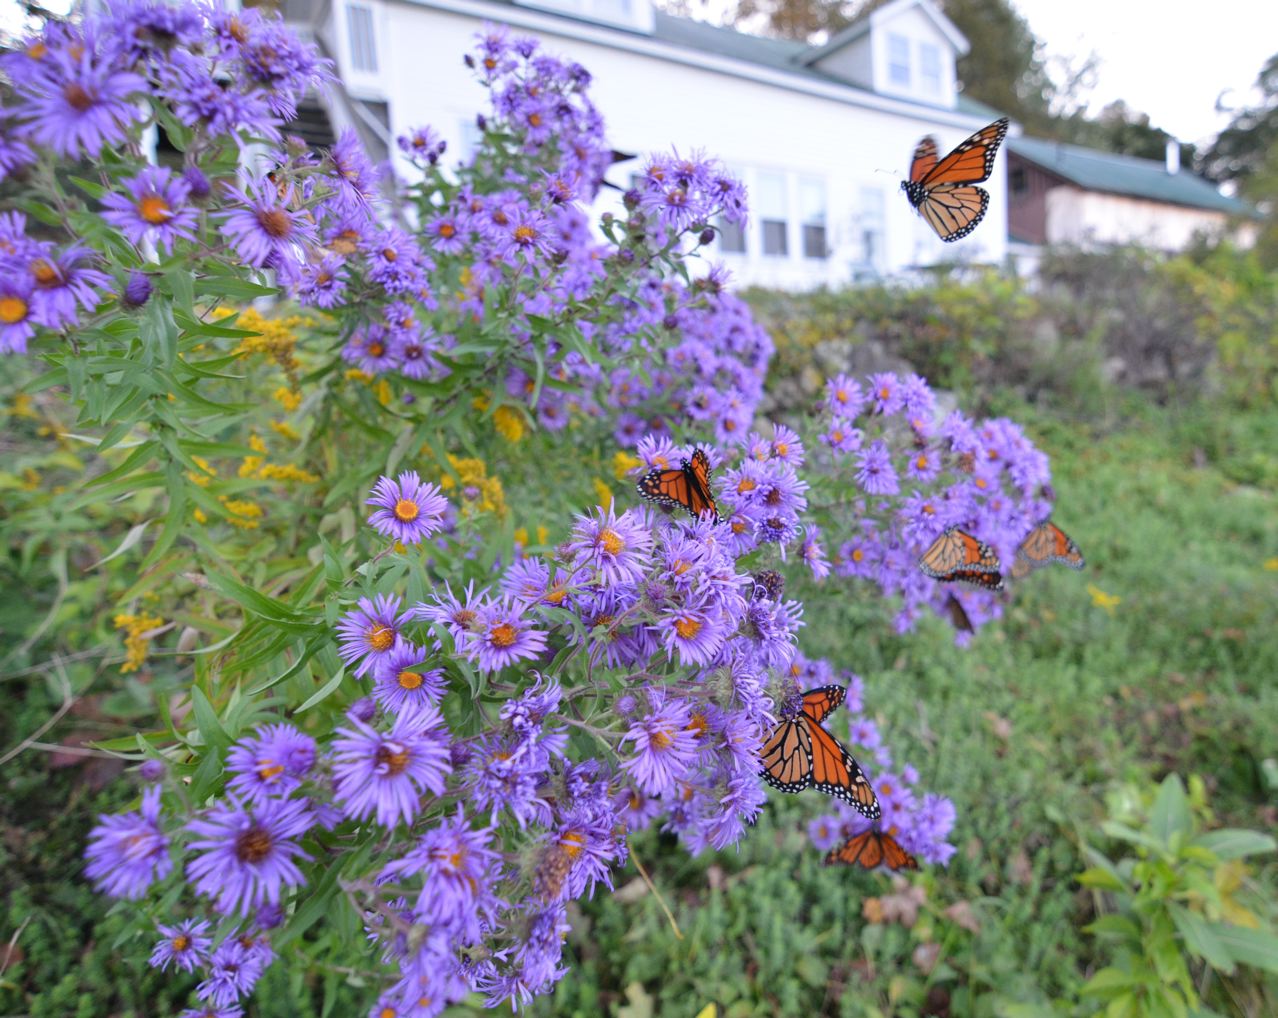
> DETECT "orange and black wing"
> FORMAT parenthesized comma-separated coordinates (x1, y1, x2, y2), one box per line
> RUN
(917, 184, 990, 243)
(878, 831, 920, 871)
(923, 118, 1010, 188)
(683, 448, 721, 523)
(919, 528, 1000, 579)
(1018, 520, 1085, 571)
(800, 684, 845, 726)
(760, 716, 812, 794)
(945, 567, 1005, 591)
(825, 830, 881, 868)
(809, 723, 880, 818)
(909, 136, 939, 183)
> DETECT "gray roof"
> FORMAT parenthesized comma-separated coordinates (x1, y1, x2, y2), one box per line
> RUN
(1009, 135, 1253, 216)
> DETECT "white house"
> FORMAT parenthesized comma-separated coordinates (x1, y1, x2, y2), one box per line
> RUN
(282, 0, 1011, 288)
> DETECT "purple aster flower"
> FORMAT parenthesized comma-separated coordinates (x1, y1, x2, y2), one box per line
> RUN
(24, 244, 109, 328)
(335, 593, 407, 678)
(825, 374, 866, 417)
(149, 918, 212, 973)
(139, 758, 165, 782)
(218, 175, 317, 270)
(101, 166, 198, 252)
(225, 723, 317, 803)
(848, 717, 882, 751)
(179, 1006, 243, 1018)
(185, 795, 313, 916)
(565, 504, 653, 587)
(769, 423, 805, 465)
(808, 814, 843, 853)
(366, 227, 428, 295)
(15, 49, 145, 158)
(797, 526, 831, 580)
(413, 581, 487, 642)
(658, 601, 727, 667)
(326, 127, 379, 209)
(464, 598, 549, 672)
(372, 640, 448, 715)
(855, 440, 900, 496)
(341, 323, 400, 375)
(121, 271, 153, 309)
(84, 785, 171, 899)
(379, 807, 501, 940)
(0, 110, 36, 182)
(295, 254, 348, 308)
(620, 692, 698, 796)
(196, 938, 267, 1007)
(367, 471, 449, 544)
(820, 417, 862, 454)
(331, 710, 452, 828)
(905, 445, 944, 484)
(398, 125, 447, 164)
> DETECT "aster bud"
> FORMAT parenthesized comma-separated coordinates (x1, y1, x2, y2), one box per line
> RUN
(139, 759, 165, 782)
(121, 271, 152, 309)
(182, 165, 212, 200)
(615, 694, 637, 716)
(348, 697, 376, 723)
(752, 570, 784, 601)
(662, 314, 679, 331)
(622, 188, 640, 210)
(256, 903, 284, 930)
(699, 228, 716, 246)
(464, 53, 475, 67)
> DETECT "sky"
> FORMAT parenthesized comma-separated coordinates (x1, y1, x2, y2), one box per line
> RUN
(1011, 0, 1277, 145)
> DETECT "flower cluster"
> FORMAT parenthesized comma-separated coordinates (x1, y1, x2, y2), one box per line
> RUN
(812, 371, 1053, 641)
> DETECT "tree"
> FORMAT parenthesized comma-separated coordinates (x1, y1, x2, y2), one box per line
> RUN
(1200, 53, 1278, 186)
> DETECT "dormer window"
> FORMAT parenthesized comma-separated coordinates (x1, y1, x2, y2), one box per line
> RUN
(918, 42, 941, 95)
(347, 3, 377, 73)
(887, 33, 911, 87)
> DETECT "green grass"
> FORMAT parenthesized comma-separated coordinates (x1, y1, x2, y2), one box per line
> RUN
(542, 397, 1278, 1018)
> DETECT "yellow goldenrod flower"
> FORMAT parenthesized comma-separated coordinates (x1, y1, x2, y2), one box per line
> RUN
(1264, 557, 1278, 572)
(113, 611, 165, 673)
(593, 478, 614, 510)
(344, 368, 372, 383)
(273, 386, 303, 411)
(258, 463, 319, 483)
(514, 527, 529, 546)
(269, 420, 301, 442)
(193, 507, 208, 524)
(222, 498, 263, 529)
(493, 405, 525, 443)
(536, 525, 548, 545)
(374, 379, 393, 406)
(10, 393, 38, 419)
(1087, 583, 1121, 614)
(472, 394, 490, 412)
(612, 451, 642, 480)
(20, 468, 40, 490)
(187, 456, 215, 488)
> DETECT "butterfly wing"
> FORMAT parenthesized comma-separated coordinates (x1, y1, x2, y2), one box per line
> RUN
(825, 830, 880, 868)
(637, 466, 691, 514)
(922, 118, 1010, 188)
(945, 567, 1005, 591)
(760, 717, 812, 794)
(879, 832, 920, 871)
(801, 685, 846, 726)
(684, 448, 721, 523)
(917, 184, 990, 243)
(1019, 520, 1085, 570)
(945, 594, 974, 633)
(909, 136, 939, 183)
(809, 723, 880, 819)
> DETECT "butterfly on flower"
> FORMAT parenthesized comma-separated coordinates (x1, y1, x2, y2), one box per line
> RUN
(918, 527, 1004, 591)
(1009, 520, 1085, 579)
(760, 686, 880, 819)
(901, 118, 1009, 242)
(636, 447, 720, 524)
(825, 826, 919, 871)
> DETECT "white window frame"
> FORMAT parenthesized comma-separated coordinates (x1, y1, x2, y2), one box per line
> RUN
(346, 2, 378, 73)
(755, 170, 790, 259)
(798, 177, 828, 261)
(918, 41, 941, 95)
(887, 33, 911, 87)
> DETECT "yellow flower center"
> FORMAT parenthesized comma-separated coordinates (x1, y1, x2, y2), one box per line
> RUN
(674, 616, 702, 640)
(376, 743, 411, 775)
(381, 247, 397, 262)
(235, 826, 273, 864)
(560, 830, 585, 857)
(737, 478, 757, 495)
(686, 713, 707, 737)
(366, 341, 386, 357)
(439, 223, 456, 238)
(257, 761, 285, 781)
(398, 670, 423, 690)
(916, 454, 929, 469)
(513, 225, 536, 244)
(366, 624, 395, 652)
(172, 934, 190, 952)
(63, 83, 94, 111)
(489, 623, 517, 648)
(651, 729, 673, 750)
(393, 498, 419, 522)
(775, 442, 789, 457)
(138, 194, 173, 225)
(0, 296, 29, 324)
(30, 258, 59, 286)
(257, 208, 292, 239)
(879, 387, 890, 399)
(379, 1008, 397, 1018)
(544, 586, 568, 605)
(598, 528, 624, 556)
(852, 548, 864, 562)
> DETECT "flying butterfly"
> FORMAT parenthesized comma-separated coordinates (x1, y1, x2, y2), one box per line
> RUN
(918, 527, 1005, 591)
(636, 447, 720, 524)
(825, 826, 919, 871)
(760, 686, 880, 819)
(901, 117, 1010, 243)
(945, 593, 974, 633)
(1016, 520, 1085, 573)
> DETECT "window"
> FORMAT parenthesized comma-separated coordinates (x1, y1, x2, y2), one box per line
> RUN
(717, 218, 747, 254)
(756, 171, 789, 257)
(858, 186, 886, 271)
(1010, 166, 1028, 195)
(918, 42, 941, 95)
(887, 33, 910, 87)
(460, 117, 483, 161)
(799, 178, 827, 259)
(347, 3, 377, 73)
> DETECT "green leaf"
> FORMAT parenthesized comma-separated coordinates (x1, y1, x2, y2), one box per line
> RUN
(1085, 915, 1141, 941)
(203, 567, 310, 629)
(189, 686, 231, 751)
(1080, 967, 1137, 998)
(1078, 866, 1127, 892)
(1192, 829, 1277, 860)
(1169, 905, 1235, 974)
(295, 667, 347, 713)
(88, 520, 152, 569)
(68, 175, 107, 199)
(1150, 774, 1192, 847)
(1212, 923, 1278, 974)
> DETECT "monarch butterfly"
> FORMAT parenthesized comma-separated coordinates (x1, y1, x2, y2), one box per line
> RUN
(636, 447, 720, 524)
(1017, 520, 1085, 572)
(760, 686, 880, 819)
(901, 118, 1009, 243)
(825, 827, 919, 871)
(945, 593, 974, 633)
(918, 527, 1004, 590)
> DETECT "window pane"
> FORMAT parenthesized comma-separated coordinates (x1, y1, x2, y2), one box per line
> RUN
(798, 178, 825, 224)
(762, 220, 788, 256)
(802, 224, 827, 259)
(888, 33, 910, 86)
(347, 4, 377, 72)
(919, 42, 940, 93)
(755, 171, 787, 219)
(717, 219, 746, 254)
